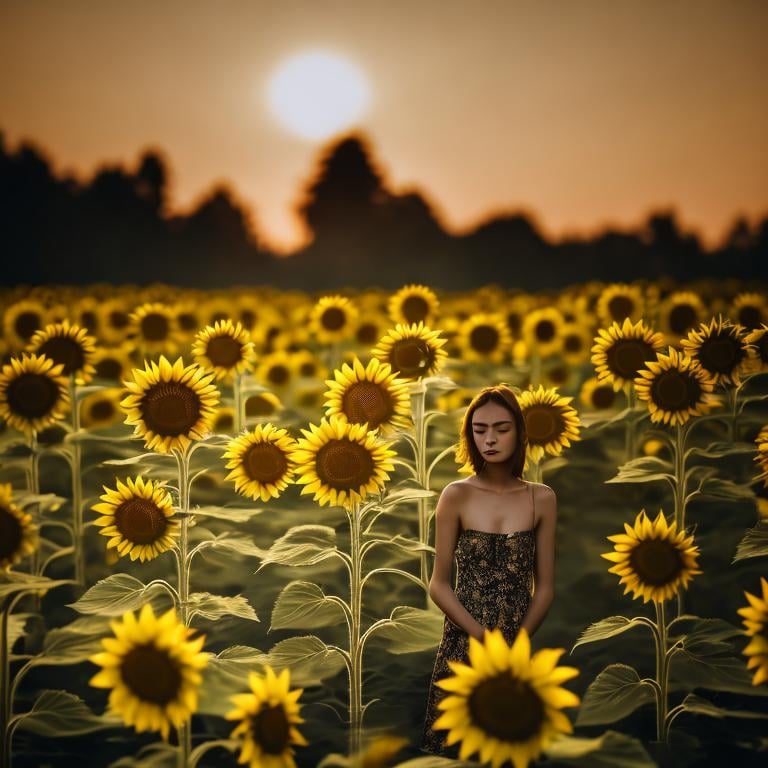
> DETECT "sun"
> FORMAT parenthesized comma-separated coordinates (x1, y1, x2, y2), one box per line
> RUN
(267, 50, 371, 141)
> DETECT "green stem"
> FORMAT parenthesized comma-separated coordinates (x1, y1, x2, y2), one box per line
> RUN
(653, 600, 669, 744)
(1, 593, 24, 768)
(625, 386, 636, 462)
(233, 372, 243, 435)
(673, 422, 689, 619)
(530, 349, 541, 388)
(347, 501, 363, 757)
(726, 384, 737, 442)
(69, 377, 85, 585)
(410, 380, 430, 601)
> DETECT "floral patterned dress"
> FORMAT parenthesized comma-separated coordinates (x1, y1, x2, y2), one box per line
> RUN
(420, 482, 537, 758)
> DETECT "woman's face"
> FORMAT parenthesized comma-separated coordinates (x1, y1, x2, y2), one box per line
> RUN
(471, 400, 518, 464)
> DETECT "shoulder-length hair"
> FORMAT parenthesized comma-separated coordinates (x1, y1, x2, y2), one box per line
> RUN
(456, 385, 527, 478)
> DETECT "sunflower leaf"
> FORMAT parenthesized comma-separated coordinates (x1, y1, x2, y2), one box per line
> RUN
(266, 635, 346, 687)
(0, 572, 73, 599)
(575, 664, 656, 726)
(187, 592, 259, 622)
(674, 692, 768, 720)
(605, 456, 674, 484)
(271, 580, 347, 631)
(543, 729, 656, 766)
(255, 525, 340, 571)
(684, 441, 757, 459)
(668, 646, 768, 697)
(190, 506, 264, 523)
(67, 574, 171, 616)
(733, 520, 768, 562)
(25, 616, 113, 667)
(102, 452, 165, 466)
(108, 742, 178, 768)
(369, 606, 444, 653)
(697, 477, 755, 501)
(7, 613, 32, 656)
(571, 616, 653, 653)
(11, 690, 121, 736)
(16, 492, 67, 512)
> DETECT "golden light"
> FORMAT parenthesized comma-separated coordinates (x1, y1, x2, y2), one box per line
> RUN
(266, 50, 371, 141)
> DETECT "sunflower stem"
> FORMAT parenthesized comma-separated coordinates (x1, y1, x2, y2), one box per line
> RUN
(68, 376, 86, 585)
(672, 422, 690, 619)
(653, 600, 670, 744)
(530, 349, 541, 388)
(410, 380, 431, 603)
(27, 432, 41, 580)
(233, 372, 244, 436)
(346, 501, 363, 757)
(1, 593, 24, 768)
(624, 386, 636, 462)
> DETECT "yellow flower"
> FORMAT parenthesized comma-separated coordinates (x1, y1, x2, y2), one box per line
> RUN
(92, 476, 179, 562)
(81, 387, 124, 430)
(744, 323, 768, 373)
(579, 376, 617, 410)
(120, 355, 220, 454)
(128, 302, 182, 354)
(89, 604, 208, 740)
(0, 483, 39, 570)
(680, 315, 752, 387)
(521, 307, 564, 357)
(225, 665, 308, 768)
(0, 353, 70, 434)
(737, 576, 768, 686)
(601, 509, 701, 603)
(91, 343, 134, 382)
(97, 297, 133, 345)
(2, 298, 48, 349)
(559, 321, 594, 365)
(591, 317, 667, 393)
(370, 322, 448, 380)
(245, 391, 284, 420)
(222, 424, 298, 502)
(323, 357, 411, 435)
(192, 319, 255, 381)
(634, 346, 721, 426)
(256, 351, 295, 391)
(456, 313, 512, 363)
(388, 284, 440, 327)
(656, 290, 705, 342)
(730, 292, 767, 331)
(27, 319, 98, 385)
(596, 283, 645, 326)
(518, 385, 581, 464)
(309, 295, 358, 344)
(754, 425, 768, 484)
(293, 415, 396, 509)
(433, 627, 579, 768)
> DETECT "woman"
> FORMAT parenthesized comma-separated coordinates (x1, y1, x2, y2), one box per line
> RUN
(420, 384, 557, 757)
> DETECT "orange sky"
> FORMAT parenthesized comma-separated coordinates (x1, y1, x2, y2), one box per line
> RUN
(1, 0, 766, 252)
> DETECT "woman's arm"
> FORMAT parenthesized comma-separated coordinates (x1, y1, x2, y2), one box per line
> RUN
(428, 482, 486, 641)
(520, 484, 557, 637)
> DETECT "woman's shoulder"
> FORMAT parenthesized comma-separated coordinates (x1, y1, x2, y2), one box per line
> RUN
(526, 480, 555, 496)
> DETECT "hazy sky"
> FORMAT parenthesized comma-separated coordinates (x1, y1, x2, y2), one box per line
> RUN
(1, 0, 766, 251)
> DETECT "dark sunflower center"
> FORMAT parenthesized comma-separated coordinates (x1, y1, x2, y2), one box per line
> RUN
(547, 365, 568, 385)
(591, 385, 616, 409)
(141, 381, 202, 436)
(316, 439, 375, 490)
(207, 335, 243, 368)
(607, 338, 655, 380)
(250, 704, 291, 755)
(214, 411, 234, 432)
(90, 399, 116, 421)
(342, 381, 393, 429)
(140, 313, 170, 342)
(120, 644, 182, 705)
(109, 310, 130, 330)
(177, 312, 198, 332)
(401, 295, 430, 324)
(525, 404, 564, 445)
(81, 311, 98, 333)
(299, 361, 317, 377)
(95, 357, 123, 380)
(15, 311, 42, 341)
(245, 395, 276, 416)
(650, 369, 702, 411)
(564, 334, 583, 353)
(114, 498, 168, 544)
(506, 312, 522, 335)
(356, 323, 378, 345)
(669, 304, 697, 335)
(37, 336, 86, 377)
(470, 325, 500, 354)
(698, 334, 740, 374)
(0, 507, 23, 560)
(240, 309, 256, 329)
(390, 338, 434, 378)
(534, 320, 555, 342)
(6, 372, 61, 419)
(267, 365, 290, 386)
(608, 295, 635, 322)
(468, 674, 545, 742)
(244, 442, 288, 484)
(737, 305, 762, 330)
(628, 538, 683, 586)
(321, 307, 346, 331)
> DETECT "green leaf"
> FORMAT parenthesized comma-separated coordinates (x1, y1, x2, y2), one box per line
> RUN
(571, 616, 652, 653)
(108, 742, 178, 768)
(423, 375, 458, 391)
(191, 506, 263, 523)
(675, 692, 768, 720)
(103, 452, 163, 466)
(544, 729, 656, 767)
(16, 492, 67, 512)
(7, 613, 32, 655)
(256, 525, 340, 570)
(187, 592, 259, 622)
(271, 581, 346, 631)
(733, 520, 768, 562)
(0, 572, 72, 599)
(68, 574, 171, 616)
(697, 478, 755, 501)
(371, 606, 444, 653)
(267, 635, 346, 687)
(12, 690, 120, 736)
(605, 456, 674, 484)
(365, 533, 435, 556)
(669, 646, 768, 697)
(30, 616, 112, 666)
(580, 406, 635, 433)
(685, 442, 757, 459)
(575, 664, 656, 726)
(667, 616, 744, 653)
(196, 533, 267, 558)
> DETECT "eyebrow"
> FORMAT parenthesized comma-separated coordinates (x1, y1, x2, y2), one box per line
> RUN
(472, 420, 514, 427)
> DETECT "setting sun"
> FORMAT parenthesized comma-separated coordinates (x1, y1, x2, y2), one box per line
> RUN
(266, 50, 371, 141)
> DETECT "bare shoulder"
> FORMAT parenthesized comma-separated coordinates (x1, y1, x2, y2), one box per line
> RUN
(528, 482, 557, 522)
(440, 478, 472, 498)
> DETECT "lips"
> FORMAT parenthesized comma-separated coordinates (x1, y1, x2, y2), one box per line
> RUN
(484, 450, 499, 455)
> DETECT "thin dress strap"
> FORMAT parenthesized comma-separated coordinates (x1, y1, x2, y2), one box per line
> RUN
(528, 482, 535, 529)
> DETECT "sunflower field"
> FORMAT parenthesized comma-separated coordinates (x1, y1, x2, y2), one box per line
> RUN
(1, 279, 767, 768)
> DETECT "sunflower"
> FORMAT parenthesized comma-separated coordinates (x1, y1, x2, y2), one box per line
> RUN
(388, 284, 440, 327)
(97, 297, 133, 345)
(27, 319, 98, 385)
(212, 406, 236, 434)
(245, 391, 284, 420)
(579, 377, 617, 410)
(432, 627, 579, 768)
(173, 300, 203, 341)
(92, 475, 178, 561)
(634, 346, 721, 427)
(455, 313, 512, 364)
(595, 283, 645, 326)
(0, 482, 39, 570)
(601, 509, 701, 603)
(518, 385, 581, 464)
(591, 318, 667, 392)
(120, 356, 220, 454)
(226, 665, 308, 768)
(2, 298, 48, 350)
(680, 315, 752, 386)
(128, 302, 182, 354)
(370, 322, 448, 380)
(309, 295, 358, 344)
(744, 324, 768, 373)
(730, 292, 767, 331)
(738, 577, 768, 686)
(502, 294, 533, 340)
(355, 313, 388, 348)
(521, 307, 564, 357)
(92, 343, 134, 382)
(192, 319, 255, 381)
(559, 322, 593, 365)
(89, 603, 208, 740)
(73, 295, 102, 338)
(81, 387, 124, 429)
(352, 735, 409, 768)
(323, 357, 411, 435)
(656, 291, 705, 342)
(0, 353, 70, 434)
(293, 415, 396, 509)
(223, 424, 298, 502)
(256, 351, 295, 391)
(291, 349, 328, 382)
